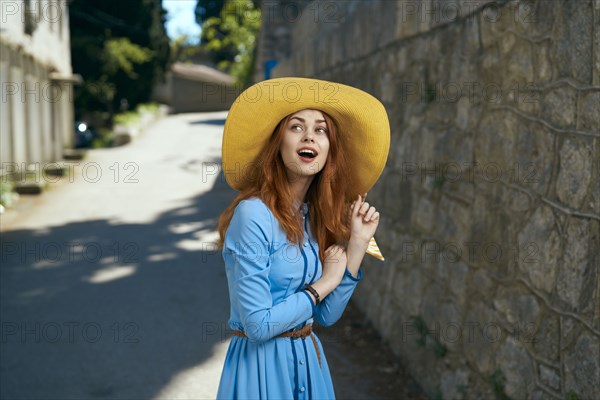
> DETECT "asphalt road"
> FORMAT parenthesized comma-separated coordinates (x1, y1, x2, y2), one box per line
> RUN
(1, 111, 426, 400)
(1, 112, 235, 399)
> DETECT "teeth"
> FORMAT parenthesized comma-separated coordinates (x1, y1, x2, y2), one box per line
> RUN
(298, 149, 316, 156)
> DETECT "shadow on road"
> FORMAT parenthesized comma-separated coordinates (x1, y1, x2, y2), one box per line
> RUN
(1, 169, 237, 399)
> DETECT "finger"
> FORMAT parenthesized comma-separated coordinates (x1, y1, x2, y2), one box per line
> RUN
(352, 194, 362, 217)
(364, 206, 376, 221)
(359, 201, 370, 215)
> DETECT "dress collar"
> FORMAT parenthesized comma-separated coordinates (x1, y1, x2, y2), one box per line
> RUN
(293, 200, 309, 217)
(299, 201, 309, 216)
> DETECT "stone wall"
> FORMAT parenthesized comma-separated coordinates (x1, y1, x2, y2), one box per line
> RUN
(262, 1, 600, 399)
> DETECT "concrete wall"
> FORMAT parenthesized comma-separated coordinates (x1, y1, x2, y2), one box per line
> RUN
(1, 0, 75, 172)
(261, 1, 600, 399)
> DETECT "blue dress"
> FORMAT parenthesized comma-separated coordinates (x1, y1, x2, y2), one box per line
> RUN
(216, 196, 363, 399)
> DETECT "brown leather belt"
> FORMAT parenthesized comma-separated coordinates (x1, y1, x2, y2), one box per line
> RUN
(232, 324, 322, 368)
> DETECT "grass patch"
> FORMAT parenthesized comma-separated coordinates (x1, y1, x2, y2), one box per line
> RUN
(410, 315, 448, 359)
(113, 102, 159, 127)
(489, 369, 510, 400)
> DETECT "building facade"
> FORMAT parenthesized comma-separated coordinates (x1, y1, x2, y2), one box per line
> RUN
(0, 0, 79, 177)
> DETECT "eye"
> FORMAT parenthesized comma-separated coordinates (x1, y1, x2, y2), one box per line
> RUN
(291, 124, 303, 132)
(316, 126, 328, 134)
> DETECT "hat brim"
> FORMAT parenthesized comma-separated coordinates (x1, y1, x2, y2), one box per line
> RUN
(222, 77, 390, 198)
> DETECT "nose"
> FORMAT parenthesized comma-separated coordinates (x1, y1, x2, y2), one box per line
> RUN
(302, 130, 315, 142)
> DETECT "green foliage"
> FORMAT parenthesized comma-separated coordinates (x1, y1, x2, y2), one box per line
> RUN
(432, 385, 443, 400)
(0, 180, 16, 207)
(102, 38, 153, 78)
(567, 390, 580, 400)
(410, 316, 448, 358)
(195, 0, 226, 25)
(489, 369, 510, 400)
(113, 111, 141, 127)
(424, 80, 437, 104)
(91, 128, 114, 149)
(412, 315, 428, 346)
(433, 162, 447, 188)
(456, 384, 468, 397)
(432, 340, 448, 358)
(200, 0, 261, 87)
(113, 102, 159, 127)
(69, 0, 170, 125)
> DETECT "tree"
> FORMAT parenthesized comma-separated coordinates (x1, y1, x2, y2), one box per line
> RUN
(195, 0, 226, 26)
(69, 0, 170, 123)
(199, 0, 261, 87)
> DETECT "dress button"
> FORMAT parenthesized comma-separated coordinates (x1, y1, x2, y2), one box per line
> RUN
(299, 359, 305, 365)
(300, 387, 305, 392)
(304, 242, 308, 247)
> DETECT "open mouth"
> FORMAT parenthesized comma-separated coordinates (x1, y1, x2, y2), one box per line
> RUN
(297, 148, 318, 161)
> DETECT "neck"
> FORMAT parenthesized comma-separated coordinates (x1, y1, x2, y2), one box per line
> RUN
(289, 175, 313, 209)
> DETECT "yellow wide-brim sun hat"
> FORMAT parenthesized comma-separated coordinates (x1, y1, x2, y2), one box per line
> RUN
(221, 77, 391, 199)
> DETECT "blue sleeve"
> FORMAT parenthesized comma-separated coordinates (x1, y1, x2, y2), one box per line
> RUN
(315, 266, 363, 327)
(223, 199, 314, 343)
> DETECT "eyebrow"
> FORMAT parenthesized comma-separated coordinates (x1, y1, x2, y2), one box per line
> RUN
(290, 116, 326, 124)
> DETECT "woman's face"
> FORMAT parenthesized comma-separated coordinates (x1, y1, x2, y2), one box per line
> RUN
(279, 109, 331, 181)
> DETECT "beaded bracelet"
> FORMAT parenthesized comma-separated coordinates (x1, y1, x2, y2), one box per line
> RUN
(304, 284, 321, 305)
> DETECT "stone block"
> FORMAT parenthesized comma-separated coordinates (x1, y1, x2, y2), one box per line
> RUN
(471, 267, 495, 295)
(493, 286, 540, 328)
(556, 217, 592, 309)
(375, 0, 397, 48)
(412, 195, 436, 233)
(437, 303, 463, 352)
(448, 261, 469, 307)
(553, 0, 594, 84)
(474, 111, 519, 178)
(14, 182, 44, 195)
(577, 91, 600, 132)
(502, 185, 534, 214)
(479, 0, 512, 48)
(531, 389, 547, 400)
(541, 85, 577, 130)
(496, 337, 536, 399)
(532, 41, 553, 85)
(528, 1, 557, 38)
(516, 205, 559, 293)
(433, 195, 471, 246)
(591, 171, 600, 215)
(532, 312, 560, 362)
(420, 281, 446, 325)
(440, 368, 470, 400)
(396, 0, 420, 40)
(595, 0, 600, 84)
(504, 37, 535, 87)
(515, 121, 554, 195)
(539, 363, 561, 392)
(556, 137, 593, 209)
(379, 71, 395, 103)
(564, 332, 600, 399)
(62, 148, 86, 160)
(463, 303, 502, 375)
(468, 192, 513, 272)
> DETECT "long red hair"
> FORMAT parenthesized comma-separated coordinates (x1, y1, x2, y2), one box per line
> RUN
(217, 109, 352, 263)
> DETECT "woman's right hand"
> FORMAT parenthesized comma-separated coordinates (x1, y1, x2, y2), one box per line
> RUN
(305, 245, 348, 305)
(321, 244, 347, 287)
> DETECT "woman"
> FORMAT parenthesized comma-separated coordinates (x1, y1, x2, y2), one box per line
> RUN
(215, 77, 390, 399)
